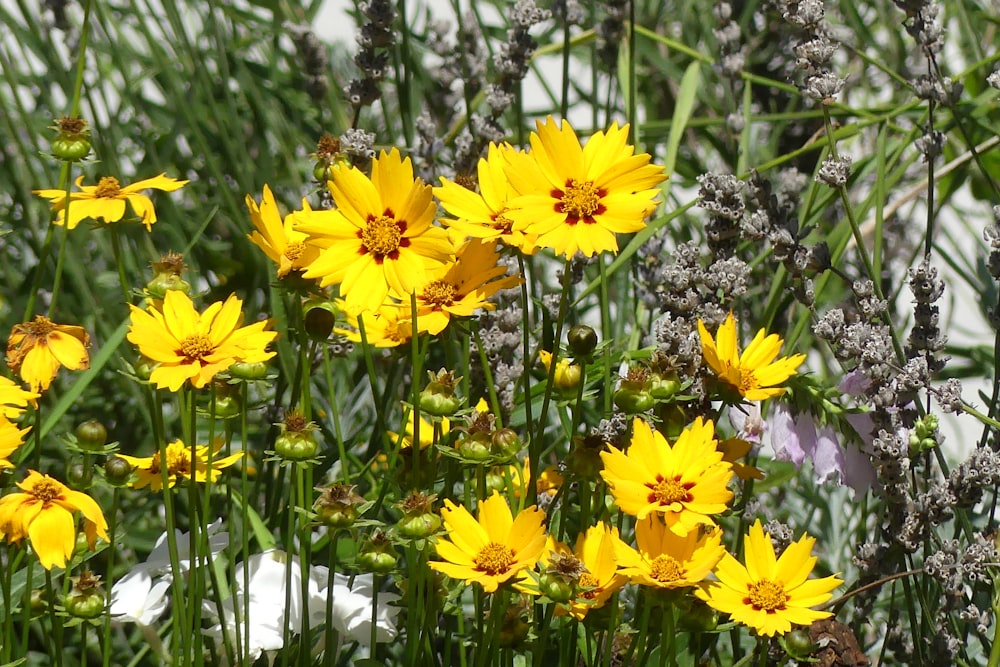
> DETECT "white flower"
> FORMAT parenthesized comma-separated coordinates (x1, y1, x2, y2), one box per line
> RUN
(144, 518, 229, 574)
(325, 572, 400, 645)
(109, 568, 171, 625)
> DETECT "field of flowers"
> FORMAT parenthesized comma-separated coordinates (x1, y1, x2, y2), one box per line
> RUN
(1, 0, 1000, 665)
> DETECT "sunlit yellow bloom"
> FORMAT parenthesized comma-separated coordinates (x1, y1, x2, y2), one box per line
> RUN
(698, 313, 806, 401)
(117, 438, 244, 491)
(0, 470, 108, 569)
(0, 376, 39, 419)
(127, 290, 276, 391)
(435, 143, 539, 253)
(504, 117, 667, 257)
(430, 491, 547, 593)
(246, 185, 321, 278)
(410, 240, 521, 335)
(34, 173, 188, 231)
(718, 437, 765, 481)
(600, 418, 733, 535)
(6, 316, 90, 393)
(297, 148, 454, 313)
(614, 517, 725, 589)
(0, 417, 29, 469)
(549, 524, 627, 619)
(334, 299, 413, 348)
(507, 461, 563, 500)
(697, 520, 842, 637)
(389, 409, 450, 450)
(538, 349, 582, 396)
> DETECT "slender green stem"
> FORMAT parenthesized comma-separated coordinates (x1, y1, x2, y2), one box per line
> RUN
(45, 569, 64, 667)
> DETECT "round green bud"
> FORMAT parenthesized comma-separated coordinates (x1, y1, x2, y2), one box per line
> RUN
(613, 387, 655, 414)
(75, 420, 108, 451)
(66, 462, 93, 490)
(397, 512, 442, 539)
(491, 428, 522, 458)
(104, 455, 134, 487)
(304, 302, 336, 341)
(538, 573, 575, 603)
(782, 628, 815, 657)
(51, 137, 91, 162)
(274, 431, 319, 461)
(567, 324, 598, 357)
(63, 590, 105, 619)
(228, 361, 269, 381)
(145, 273, 191, 300)
(418, 389, 462, 417)
(357, 549, 397, 574)
(457, 434, 492, 462)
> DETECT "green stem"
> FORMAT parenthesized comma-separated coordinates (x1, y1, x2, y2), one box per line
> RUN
(45, 569, 64, 667)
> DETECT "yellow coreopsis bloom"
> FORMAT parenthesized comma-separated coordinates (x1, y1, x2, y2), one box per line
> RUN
(697, 520, 842, 637)
(600, 417, 733, 535)
(614, 517, 726, 590)
(389, 409, 451, 451)
(334, 299, 413, 348)
(430, 491, 547, 593)
(0, 417, 29, 469)
(698, 313, 806, 401)
(411, 240, 521, 335)
(117, 438, 244, 491)
(435, 142, 539, 253)
(6, 316, 90, 393)
(127, 289, 277, 391)
(0, 376, 39, 419)
(34, 174, 188, 231)
(538, 349, 582, 396)
(297, 148, 455, 313)
(504, 116, 667, 257)
(552, 524, 628, 620)
(246, 185, 321, 279)
(0, 471, 108, 570)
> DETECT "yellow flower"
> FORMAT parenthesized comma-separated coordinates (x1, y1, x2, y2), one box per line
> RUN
(297, 148, 455, 313)
(430, 491, 547, 593)
(614, 517, 725, 589)
(698, 313, 806, 401)
(117, 438, 244, 491)
(600, 418, 733, 535)
(334, 299, 413, 348)
(411, 240, 521, 335)
(34, 173, 188, 231)
(0, 417, 29, 469)
(389, 408, 450, 450)
(0, 376, 39, 419)
(718, 437, 765, 481)
(6, 316, 90, 393)
(538, 350, 582, 395)
(434, 143, 539, 254)
(696, 520, 842, 637)
(246, 185, 321, 279)
(554, 524, 628, 619)
(0, 471, 108, 570)
(127, 290, 277, 391)
(504, 117, 667, 257)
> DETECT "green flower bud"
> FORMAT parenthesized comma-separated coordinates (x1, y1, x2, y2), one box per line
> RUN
(567, 324, 598, 358)
(781, 628, 815, 658)
(613, 387, 655, 414)
(50, 116, 91, 162)
(66, 462, 93, 491)
(104, 455, 134, 487)
(649, 373, 681, 400)
(145, 252, 190, 300)
(228, 361, 269, 381)
(75, 419, 108, 451)
(313, 483, 364, 529)
(418, 369, 463, 417)
(398, 513, 442, 539)
(274, 410, 320, 461)
(275, 431, 319, 461)
(304, 301, 337, 341)
(538, 572, 576, 603)
(491, 428, 523, 459)
(63, 572, 105, 620)
(26, 589, 47, 618)
(358, 531, 397, 574)
(457, 434, 492, 462)
(132, 355, 155, 381)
